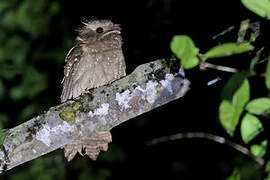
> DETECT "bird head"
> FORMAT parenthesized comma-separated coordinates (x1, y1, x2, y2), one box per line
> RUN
(77, 19, 122, 43)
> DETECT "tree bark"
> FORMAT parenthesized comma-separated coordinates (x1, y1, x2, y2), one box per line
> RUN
(0, 59, 190, 173)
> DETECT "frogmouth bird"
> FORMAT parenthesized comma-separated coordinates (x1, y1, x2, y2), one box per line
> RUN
(61, 19, 126, 161)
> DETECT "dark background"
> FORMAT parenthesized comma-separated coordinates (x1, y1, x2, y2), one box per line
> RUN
(0, 0, 269, 179)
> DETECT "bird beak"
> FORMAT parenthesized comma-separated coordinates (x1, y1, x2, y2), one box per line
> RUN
(100, 30, 121, 39)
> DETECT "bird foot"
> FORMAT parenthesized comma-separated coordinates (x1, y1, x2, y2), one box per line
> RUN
(62, 131, 112, 161)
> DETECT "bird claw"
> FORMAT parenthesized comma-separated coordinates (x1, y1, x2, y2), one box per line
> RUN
(63, 131, 112, 161)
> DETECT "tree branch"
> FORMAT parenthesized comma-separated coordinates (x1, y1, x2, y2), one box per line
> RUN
(0, 59, 190, 173)
(147, 132, 264, 166)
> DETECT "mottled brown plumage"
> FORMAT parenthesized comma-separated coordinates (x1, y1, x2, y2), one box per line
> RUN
(61, 19, 126, 161)
(61, 19, 126, 102)
(63, 131, 112, 161)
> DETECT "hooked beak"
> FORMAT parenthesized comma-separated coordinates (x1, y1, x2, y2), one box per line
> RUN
(100, 30, 121, 39)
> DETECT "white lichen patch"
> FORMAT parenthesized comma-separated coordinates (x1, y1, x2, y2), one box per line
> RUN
(36, 124, 51, 146)
(116, 74, 174, 110)
(116, 89, 132, 110)
(145, 81, 159, 103)
(134, 85, 145, 93)
(160, 74, 174, 94)
(134, 81, 159, 104)
(36, 121, 75, 147)
(51, 121, 75, 134)
(88, 103, 110, 117)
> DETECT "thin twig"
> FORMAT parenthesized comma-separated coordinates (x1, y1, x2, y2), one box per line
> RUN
(199, 62, 238, 73)
(197, 54, 238, 73)
(147, 132, 264, 166)
(257, 58, 269, 64)
(212, 26, 235, 40)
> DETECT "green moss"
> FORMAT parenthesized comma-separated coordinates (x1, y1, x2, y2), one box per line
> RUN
(0, 130, 7, 149)
(59, 101, 82, 123)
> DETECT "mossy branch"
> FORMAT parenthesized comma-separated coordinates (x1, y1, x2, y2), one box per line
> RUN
(0, 59, 190, 173)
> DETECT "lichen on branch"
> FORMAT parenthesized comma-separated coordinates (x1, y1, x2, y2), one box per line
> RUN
(0, 59, 190, 173)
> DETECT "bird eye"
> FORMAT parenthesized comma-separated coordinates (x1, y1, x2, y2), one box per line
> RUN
(96, 27, 104, 33)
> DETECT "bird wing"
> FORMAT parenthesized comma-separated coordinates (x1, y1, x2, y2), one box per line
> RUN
(61, 46, 126, 103)
(61, 44, 83, 102)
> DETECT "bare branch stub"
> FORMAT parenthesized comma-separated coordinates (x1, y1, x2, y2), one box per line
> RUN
(0, 59, 190, 173)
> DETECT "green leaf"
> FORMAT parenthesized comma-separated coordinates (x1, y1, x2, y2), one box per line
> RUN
(241, 0, 270, 20)
(219, 100, 236, 136)
(0, 113, 9, 148)
(237, 19, 250, 43)
(265, 161, 270, 173)
(220, 76, 250, 136)
(249, 48, 263, 75)
(249, 55, 259, 76)
(0, 79, 5, 100)
(10, 66, 48, 101)
(0, 113, 9, 126)
(249, 31, 260, 42)
(265, 161, 270, 180)
(170, 35, 199, 69)
(0, 130, 6, 149)
(204, 42, 254, 59)
(246, 98, 270, 116)
(266, 55, 270, 90)
(241, 113, 263, 144)
(233, 78, 250, 114)
(1, 36, 30, 65)
(0, 64, 20, 80)
(250, 140, 267, 158)
(221, 71, 249, 101)
(18, 103, 42, 123)
(226, 168, 240, 180)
